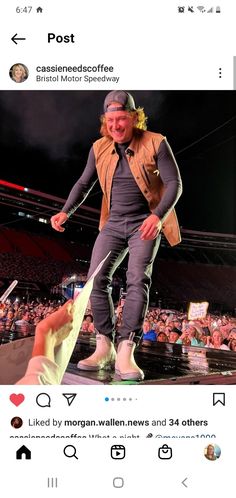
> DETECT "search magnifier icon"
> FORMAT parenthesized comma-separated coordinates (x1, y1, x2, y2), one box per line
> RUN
(63, 445, 78, 460)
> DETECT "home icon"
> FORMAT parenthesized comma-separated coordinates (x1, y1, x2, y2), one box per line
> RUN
(36, 7, 43, 13)
(16, 445, 31, 460)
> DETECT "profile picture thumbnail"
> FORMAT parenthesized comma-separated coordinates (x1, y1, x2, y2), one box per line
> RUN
(204, 443, 221, 461)
(11, 416, 23, 429)
(9, 63, 29, 83)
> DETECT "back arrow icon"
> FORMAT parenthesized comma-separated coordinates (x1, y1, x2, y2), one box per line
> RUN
(11, 34, 26, 45)
(181, 478, 188, 488)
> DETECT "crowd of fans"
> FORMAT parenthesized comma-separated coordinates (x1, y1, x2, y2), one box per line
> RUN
(140, 308, 236, 352)
(0, 296, 236, 353)
(0, 298, 62, 342)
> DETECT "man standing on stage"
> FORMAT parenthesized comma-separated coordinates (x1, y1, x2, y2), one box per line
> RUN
(51, 91, 182, 381)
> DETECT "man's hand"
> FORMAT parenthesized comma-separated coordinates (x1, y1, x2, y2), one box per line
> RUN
(50, 212, 68, 232)
(139, 214, 162, 240)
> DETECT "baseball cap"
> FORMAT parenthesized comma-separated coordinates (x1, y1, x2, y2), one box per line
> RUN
(171, 327, 182, 336)
(103, 91, 136, 113)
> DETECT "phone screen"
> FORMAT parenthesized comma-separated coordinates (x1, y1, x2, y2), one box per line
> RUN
(0, 1, 235, 495)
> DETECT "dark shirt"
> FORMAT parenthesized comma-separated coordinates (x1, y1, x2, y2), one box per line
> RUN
(110, 142, 150, 217)
(62, 137, 182, 222)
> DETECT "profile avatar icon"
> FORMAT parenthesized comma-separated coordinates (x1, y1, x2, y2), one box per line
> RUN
(9, 63, 29, 83)
(11, 416, 23, 429)
(204, 443, 221, 461)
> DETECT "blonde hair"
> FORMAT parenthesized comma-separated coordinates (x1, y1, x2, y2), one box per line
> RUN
(100, 107, 148, 137)
(11, 64, 28, 82)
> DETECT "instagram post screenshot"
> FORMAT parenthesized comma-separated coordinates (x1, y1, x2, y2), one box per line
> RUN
(0, 0, 236, 495)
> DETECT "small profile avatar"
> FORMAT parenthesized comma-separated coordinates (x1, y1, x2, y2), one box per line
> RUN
(9, 63, 29, 83)
(11, 416, 23, 429)
(204, 443, 221, 461)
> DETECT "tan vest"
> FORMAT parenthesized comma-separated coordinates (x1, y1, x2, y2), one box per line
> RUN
(93, 130, 181, 246)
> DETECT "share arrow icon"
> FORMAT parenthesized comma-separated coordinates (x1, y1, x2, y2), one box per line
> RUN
(62, 393, 77, 406)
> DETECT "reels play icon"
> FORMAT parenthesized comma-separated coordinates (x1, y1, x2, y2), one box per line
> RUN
(111, 445, 126, 460)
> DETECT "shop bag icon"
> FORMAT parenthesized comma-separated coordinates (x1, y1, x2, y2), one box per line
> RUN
(158, 444, 172, 459)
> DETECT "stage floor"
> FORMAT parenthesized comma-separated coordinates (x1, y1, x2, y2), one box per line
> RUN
(62, 335, 236, 385)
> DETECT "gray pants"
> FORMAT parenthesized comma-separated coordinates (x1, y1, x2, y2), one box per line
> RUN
(87, 215, 161, 343)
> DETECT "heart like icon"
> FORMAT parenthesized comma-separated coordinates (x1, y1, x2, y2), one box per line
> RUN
(10, 393, 25, 406)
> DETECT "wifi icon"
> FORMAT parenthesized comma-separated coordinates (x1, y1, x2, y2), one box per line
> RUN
(197, 6, 206, 12)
